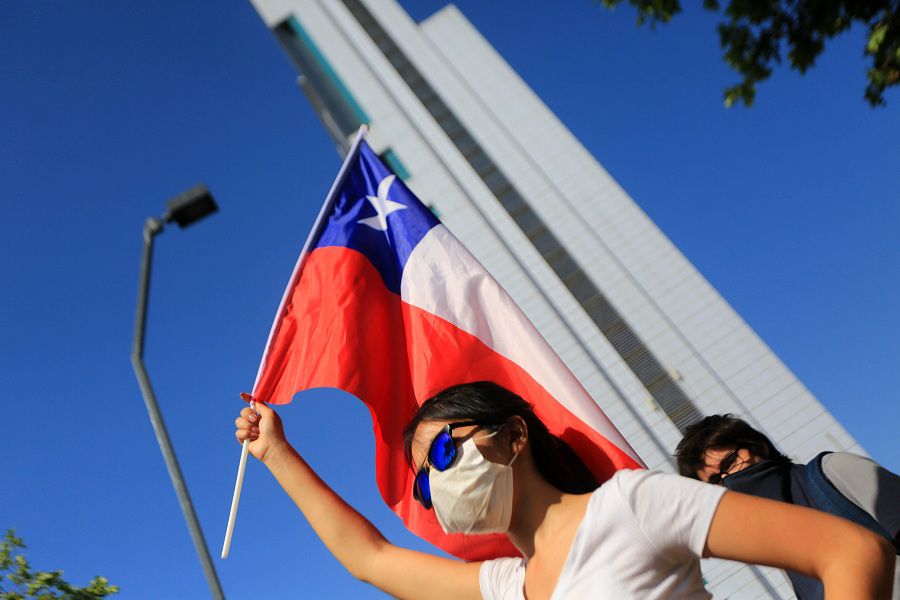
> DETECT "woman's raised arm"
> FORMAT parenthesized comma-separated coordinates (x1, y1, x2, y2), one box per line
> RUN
(235, 402, 483, 600)
(705, 490, 894, 599)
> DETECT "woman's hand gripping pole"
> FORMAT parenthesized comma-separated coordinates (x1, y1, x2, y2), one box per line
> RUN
(221, 392, 256, 559)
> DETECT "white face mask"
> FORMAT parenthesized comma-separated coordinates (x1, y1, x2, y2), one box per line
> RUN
(429, 431, 519, 535)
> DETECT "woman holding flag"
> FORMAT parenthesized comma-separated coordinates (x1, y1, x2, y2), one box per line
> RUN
(229, 129, 891, 597)
(233, 381, 894, 599)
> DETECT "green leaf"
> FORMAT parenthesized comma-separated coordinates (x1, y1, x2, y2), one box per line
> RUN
(0, 531, 119, 598)
(868, 23, 888, 54)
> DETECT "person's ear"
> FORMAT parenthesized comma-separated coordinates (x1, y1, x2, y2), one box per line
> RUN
(506, 415, 528, 456)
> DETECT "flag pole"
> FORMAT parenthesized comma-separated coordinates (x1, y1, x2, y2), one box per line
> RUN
(221, 124, 369, 560)
(221, 398, 254, 560)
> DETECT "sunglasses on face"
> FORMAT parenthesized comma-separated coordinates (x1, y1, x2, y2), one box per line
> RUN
(708, 447, 744, 486)
(412, 421, 483, 510)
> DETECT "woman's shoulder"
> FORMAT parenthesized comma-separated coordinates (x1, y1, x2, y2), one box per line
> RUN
(590, 469, 726, 524)
(480, 555, 525, 572)
(601, 467, 719, 493)
(595, 468, 727, 557)
(595, 467, 671, 496)
(479, 556, 525, 600)
(576, 469, 659, 529)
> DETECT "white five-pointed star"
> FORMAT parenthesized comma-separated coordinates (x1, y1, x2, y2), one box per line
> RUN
(358, 174, 406, 232)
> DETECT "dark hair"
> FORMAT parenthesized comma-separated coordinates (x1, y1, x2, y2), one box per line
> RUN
(674, 414, 791, 478)
(403, 381, 598, 494)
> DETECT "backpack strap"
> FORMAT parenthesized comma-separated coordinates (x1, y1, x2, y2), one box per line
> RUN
(802, 452, 893, 544)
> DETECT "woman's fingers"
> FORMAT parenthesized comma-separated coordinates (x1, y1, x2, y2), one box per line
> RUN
(235, 416, 258, 431)
(235, 414, 260, 446)
(235, 425, 260, 443)
(234, 402, 276, 450)
(254, 401, 274, 417)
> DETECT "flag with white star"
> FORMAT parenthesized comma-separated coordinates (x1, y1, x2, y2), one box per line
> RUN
(249, 130, 643, 561)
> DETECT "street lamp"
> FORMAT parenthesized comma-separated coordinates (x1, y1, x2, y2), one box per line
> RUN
(130, 183, 224, 600)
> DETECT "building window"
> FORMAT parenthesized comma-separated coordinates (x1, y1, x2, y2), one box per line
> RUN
(274, 15, 368, 142)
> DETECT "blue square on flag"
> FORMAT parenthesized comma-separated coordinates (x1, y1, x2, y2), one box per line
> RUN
(315, 142, 439, 294)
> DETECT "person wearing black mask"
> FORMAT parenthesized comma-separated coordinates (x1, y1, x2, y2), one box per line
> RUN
(675, 414, 900, 600)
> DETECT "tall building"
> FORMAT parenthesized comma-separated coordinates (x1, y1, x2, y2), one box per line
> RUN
(250, 0, 863, 596)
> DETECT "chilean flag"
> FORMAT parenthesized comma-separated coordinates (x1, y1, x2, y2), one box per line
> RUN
(251, 128, 644, 560)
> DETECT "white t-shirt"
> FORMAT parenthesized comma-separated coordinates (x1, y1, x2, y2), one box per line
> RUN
(479, 469, 726, 600)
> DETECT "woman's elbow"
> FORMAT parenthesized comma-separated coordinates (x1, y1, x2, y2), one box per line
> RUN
(823, 528, 895, 597)
(872, 534, 895, 583)
(866, 533, 895, 599)
(859, 531, 894, 577)
(347, 538, 390, 584)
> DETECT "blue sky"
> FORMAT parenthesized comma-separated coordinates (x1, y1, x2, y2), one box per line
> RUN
(2, 1, 897, 598)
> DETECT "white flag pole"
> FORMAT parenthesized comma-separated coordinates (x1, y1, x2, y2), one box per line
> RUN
(221, 401, 253, 559)
(221, 125, 369, 560)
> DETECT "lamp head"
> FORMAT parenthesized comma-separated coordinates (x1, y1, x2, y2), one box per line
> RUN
(164, 183, 218, 228)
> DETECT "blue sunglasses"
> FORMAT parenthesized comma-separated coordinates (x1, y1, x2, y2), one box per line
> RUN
(412, 421, 482, 510)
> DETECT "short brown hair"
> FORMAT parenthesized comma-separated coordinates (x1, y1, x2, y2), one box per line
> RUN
(674, 414, 791, 479)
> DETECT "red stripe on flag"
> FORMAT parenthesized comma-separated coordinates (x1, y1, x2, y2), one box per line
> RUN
(253, 246, 641, 560)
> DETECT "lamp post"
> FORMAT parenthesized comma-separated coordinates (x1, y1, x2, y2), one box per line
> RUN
(130, 183, 224, 600)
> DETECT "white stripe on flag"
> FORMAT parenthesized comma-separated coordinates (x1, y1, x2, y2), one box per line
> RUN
(399, 225, 642, 465)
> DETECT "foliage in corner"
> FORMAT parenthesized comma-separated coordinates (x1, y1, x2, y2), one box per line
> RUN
(1, 530, 119, 600)
(600, 0, 900, 107)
